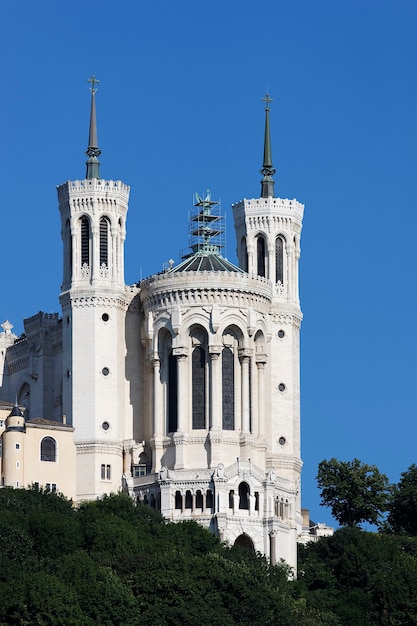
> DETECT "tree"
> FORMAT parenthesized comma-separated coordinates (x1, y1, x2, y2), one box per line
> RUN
(386, 464, 417, 535)
(317, 458, 390, 527)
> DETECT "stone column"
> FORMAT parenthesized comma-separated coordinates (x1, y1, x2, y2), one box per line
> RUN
(268, 243, 275, 282)
(287, 242, 294, 303)
(294, 244, 300, 305)
(152, 357, 162, 436)
(239, 350, 251, 433)
(269, 531, 277, 565)
(247, 244, 254, 274)
(256, 356, 267, 437)
(91, 226, 99, 283)
(151, 357, 162, 473)
(173, 350, 188, 433)
(209, 346, 222, 430)
(111, 233, 116, 281)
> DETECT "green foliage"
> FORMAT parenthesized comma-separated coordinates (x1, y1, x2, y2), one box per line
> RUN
(317, 458, 390, 527)
(386, 463, 417, 535)
(296, 527, 417, 626)
(0, 487, 333, 625)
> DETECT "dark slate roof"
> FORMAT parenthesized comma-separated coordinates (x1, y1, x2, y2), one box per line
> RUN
(170, 253, 244, 274)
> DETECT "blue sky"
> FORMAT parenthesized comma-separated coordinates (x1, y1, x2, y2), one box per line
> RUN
(1, 1, 416, 527)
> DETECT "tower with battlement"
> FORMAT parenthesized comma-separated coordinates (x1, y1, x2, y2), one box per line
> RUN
(57, 77, 133, 499)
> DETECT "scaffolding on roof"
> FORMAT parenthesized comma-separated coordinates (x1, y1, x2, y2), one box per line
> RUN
(181, 191, 225, 260)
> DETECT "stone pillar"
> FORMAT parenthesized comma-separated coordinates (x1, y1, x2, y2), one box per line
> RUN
(152, 358, 162, 436)
(209, 346, 222, 430)
(256, 356, 267, 437)
(295, 244, 300, 305)
(111, 233, 116, 281)
(151, 357, 163, 473)
(247, 244, 254, 274)
(91, 226, 99, 283)
(268, 243, 274, 282)
(269, 531, 277, 565)
(287, 242, 294, 302)
(174, 351, 188, 433)
(239, 350, 251, 433)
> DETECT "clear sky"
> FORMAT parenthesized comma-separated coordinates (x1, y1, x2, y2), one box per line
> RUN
(1, 0, 416, 528)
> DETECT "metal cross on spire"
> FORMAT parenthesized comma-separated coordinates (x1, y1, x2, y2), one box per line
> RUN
(88, 75, 100, 94)
(85, 75, 101, 179)
(260, 92, 275, 198)
(262, 93, 273, 111)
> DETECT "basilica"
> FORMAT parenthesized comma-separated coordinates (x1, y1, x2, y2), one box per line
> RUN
(0, 81, 307, 569)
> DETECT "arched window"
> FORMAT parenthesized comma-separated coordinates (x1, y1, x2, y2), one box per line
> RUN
(196, 490, 203, 509)
(257, 236, 266, 277)
(275, 236, 285, 284)
(40, 437, 56, 462)
(185, 490, 192, 509)
(222, 347, 235, 430)
(99, 217, 110, 267)
(175, 491, 182, 510)
(206, 489, 213, 511)
(234, 534, 254, 551)
(168, 352, 177, 433)
(192, 346, 206, 429)
(238, 482, 250, 510)
(229, 490, 235, 509)
(80, 217, 90, 267)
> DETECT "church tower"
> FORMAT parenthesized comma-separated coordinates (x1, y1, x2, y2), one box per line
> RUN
(232, 95, 304, 544)
(57, 77, 131, 499)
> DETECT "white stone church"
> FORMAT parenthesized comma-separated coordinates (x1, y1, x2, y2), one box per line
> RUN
(0, 81, 309, 569)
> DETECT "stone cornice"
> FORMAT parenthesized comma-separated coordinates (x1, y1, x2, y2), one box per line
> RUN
(140, 271, 272, 315)
(60, 292, 129, 311)
(75, 441, 123, 455)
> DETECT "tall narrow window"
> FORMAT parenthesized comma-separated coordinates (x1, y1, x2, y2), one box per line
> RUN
(168, 352, 178, 433)
(238, 482, 250, 510)
(66, 219, 72, 282)
(40, 437, 56, 462)
(275, 236, 284, 284)
(100, 217, 110, 267)
(192, 346, 206, 429)
(257, 236, 266, 277)
(222, 347, 235, 430)
(241, 237, 248, 272)
(80, 217, 90, 267)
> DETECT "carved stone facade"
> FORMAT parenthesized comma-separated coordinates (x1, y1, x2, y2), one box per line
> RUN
(0, 96, 306, 571)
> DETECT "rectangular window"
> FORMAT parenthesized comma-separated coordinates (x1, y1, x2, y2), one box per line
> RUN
(45, 483, 57, 493)
(101, 464, 111, 480)
(16, 462, 20, 468)
(15, 443, 20, 450)
(132, 464, 147, 478)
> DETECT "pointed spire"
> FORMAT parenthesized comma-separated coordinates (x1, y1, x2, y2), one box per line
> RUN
(260, 93, 276, 198)
(85, 75, 101, 180)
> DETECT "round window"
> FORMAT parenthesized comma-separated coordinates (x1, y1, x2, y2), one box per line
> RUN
(278, 329, 285, 339)
(102, 367, 110, 377)
(278, 383, 286, 392)
(102, 421, 110, 431)
(279, 436, 286, 446)
(102, 313, 109, 322)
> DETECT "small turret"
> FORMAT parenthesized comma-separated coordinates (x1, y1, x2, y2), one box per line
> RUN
(5, 401, 25, 432)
